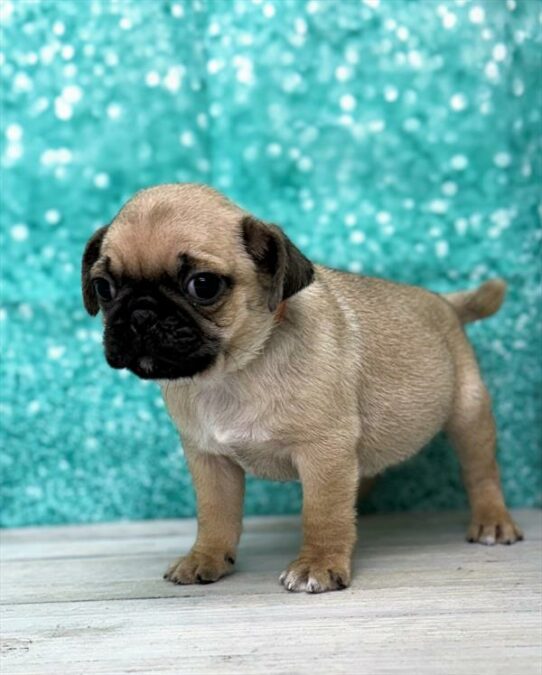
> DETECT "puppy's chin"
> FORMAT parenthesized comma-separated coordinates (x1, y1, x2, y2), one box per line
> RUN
(106, 352, 218, 382)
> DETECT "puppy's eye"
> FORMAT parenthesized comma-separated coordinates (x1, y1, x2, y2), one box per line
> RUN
(93, 277, 115, 302)
(186, 273, 224, 305)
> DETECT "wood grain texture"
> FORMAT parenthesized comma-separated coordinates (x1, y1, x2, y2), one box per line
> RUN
(1, 510, 541, 674)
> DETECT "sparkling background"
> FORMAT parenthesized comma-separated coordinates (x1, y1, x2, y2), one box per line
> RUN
(1, 0, 541, 526)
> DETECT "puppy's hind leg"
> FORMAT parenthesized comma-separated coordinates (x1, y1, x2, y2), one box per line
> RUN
(445, 357, 523, 545)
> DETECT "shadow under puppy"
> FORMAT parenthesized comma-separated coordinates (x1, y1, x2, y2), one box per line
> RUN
(82, 184, 522, 593)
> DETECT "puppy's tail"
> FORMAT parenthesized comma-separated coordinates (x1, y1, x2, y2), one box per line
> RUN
(443, 279, 507, 324)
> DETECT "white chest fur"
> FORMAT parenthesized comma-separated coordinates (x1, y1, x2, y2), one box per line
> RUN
(197, 398, 274, 452)
(169, 381, 274, 452)
(163, 379, 297, 481)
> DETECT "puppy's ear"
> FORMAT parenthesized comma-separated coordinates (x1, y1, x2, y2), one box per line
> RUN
(241, 216, 314, 312)
(81, 225, 109, 315)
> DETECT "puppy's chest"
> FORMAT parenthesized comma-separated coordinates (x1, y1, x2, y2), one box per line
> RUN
(177, 390, 296, 480)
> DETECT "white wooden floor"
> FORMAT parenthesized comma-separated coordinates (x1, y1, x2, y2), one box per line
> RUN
(1, 510, 541, 675)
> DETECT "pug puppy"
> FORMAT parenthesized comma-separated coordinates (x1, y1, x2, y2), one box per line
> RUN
(82, 183, 522, 593)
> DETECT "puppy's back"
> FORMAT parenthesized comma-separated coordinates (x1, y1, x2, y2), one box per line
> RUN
(313, 267, 463, 466)
(316, 266, 460, 336)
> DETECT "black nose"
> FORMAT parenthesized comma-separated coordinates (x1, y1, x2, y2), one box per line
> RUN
(130, 309, 157, 332)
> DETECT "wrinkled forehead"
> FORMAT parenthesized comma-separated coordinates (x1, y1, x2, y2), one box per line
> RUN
(101, 188, 245, 279)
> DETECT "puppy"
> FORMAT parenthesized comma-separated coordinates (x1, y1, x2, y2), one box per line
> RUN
(82, 183, 522, 593)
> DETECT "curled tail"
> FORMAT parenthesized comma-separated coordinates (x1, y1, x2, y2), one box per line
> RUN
(443, 279, 507, 324)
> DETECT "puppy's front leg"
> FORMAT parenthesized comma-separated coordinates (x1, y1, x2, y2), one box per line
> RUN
(164, 447, 245, 585)
(280, 447, 359, 593)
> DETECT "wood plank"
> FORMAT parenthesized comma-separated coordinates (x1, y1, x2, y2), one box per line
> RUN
(2, 598, 540, 674)
(1, 511, 541, 674)
(2, 510, 538, 562)
(1, 511, 539, 605)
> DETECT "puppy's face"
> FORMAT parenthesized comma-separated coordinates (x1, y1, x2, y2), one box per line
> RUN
(81, 184, 313, 382)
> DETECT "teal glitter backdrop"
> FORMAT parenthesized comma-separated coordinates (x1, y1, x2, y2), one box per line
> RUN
(1, 0, 541, 527)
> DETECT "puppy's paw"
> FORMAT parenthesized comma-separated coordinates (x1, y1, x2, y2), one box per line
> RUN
(279, 556, 351, 593)
(467, 511, 524, 545)
(164, 549, 235, 585)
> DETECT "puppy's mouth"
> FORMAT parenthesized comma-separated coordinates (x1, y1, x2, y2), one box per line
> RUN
(105, 347, 218, 381)
(103, 317, 220, 380)
(125, 352, 217, 380)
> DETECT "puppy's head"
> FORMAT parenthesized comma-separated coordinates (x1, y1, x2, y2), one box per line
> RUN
(81, 184, 313, 381)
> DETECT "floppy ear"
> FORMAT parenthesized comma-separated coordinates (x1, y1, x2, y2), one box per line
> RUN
(241, 216, 314, 312)
(81, 225, 109, 315)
